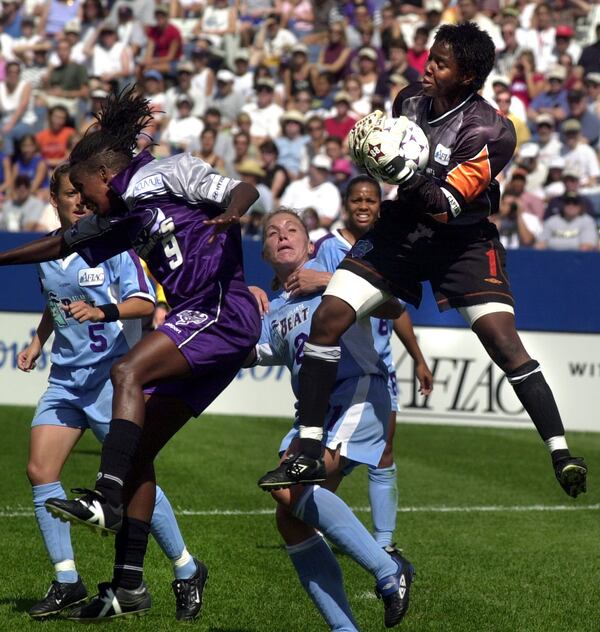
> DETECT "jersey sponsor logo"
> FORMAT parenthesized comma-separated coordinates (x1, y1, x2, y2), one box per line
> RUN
(133, 174, 165, 196)
(207, 175, 230, 203)
(434, 143, 451, 166)
(175, 310, 209, 327)
(78, 267, 105, 287)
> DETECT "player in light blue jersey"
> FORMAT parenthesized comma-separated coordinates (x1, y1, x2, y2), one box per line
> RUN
(251, 210, 414, 631)
(282, 176, 433, 550)
(18, 165, 206, 622)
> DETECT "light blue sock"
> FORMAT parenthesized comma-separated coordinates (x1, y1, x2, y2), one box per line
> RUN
(32, 482, 78, 583)
(151, 486, 197, 580)
(368, 464, 398, 547)
(293, 486, 397, 582)
(287, 534, 359, 632)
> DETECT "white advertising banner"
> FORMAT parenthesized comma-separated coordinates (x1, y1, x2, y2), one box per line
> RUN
(1, 312, 598, 432)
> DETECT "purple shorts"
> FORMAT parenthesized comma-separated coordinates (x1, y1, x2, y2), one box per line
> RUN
(145, 283, 260, 415)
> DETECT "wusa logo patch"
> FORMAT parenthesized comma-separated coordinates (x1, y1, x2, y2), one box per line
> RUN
(78, 268, 105, 287)
(349, 239, 374, 259)
(434, 143, 451, 166)
(175, 310, 209, 327)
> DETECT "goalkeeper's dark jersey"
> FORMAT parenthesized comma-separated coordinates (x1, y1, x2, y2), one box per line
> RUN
(391, 83, 517, 227)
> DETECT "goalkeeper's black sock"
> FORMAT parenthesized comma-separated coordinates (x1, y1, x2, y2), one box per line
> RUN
(95, 419, 142, 507)
(112, 517, 150, 590)
(298, 343, 341, 459)
(506, 360, 570, 457)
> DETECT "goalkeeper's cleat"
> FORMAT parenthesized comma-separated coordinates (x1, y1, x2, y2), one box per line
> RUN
(383, 543, 404, 558)
(172, 558, 209, 621)
(28, 577, 87, 619)
(68, 582, 151, 621)
(554, 456, 587, 498)
(258, 453, 327, 490)
(45, 488, 123, 535)
(375, 553, 415, 628)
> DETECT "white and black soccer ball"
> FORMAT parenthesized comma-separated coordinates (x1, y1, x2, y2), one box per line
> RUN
(362, 116, 429, 183)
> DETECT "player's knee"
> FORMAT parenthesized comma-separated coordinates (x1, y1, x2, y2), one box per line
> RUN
(110, 357, 138, 389)
(309, 298, 354, 344)
(486, 333, 526, 370)
(26, 460, 58, 486)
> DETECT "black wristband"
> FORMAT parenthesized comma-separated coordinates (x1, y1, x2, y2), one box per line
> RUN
(98, 303, 120, 322)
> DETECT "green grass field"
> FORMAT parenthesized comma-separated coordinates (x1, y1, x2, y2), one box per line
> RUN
(0, 405, 598, 632)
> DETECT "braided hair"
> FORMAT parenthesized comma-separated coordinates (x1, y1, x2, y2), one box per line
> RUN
(69, 85, 154, 174)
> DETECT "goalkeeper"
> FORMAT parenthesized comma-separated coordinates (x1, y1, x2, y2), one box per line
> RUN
(258, 21, 588, 499)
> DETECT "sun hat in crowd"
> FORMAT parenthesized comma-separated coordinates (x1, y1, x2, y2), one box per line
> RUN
(358, 47, 377, 61)
(177, 60, 195, 74)
(547, 65, 567, 81)
(256, 77, 276, 91)
(562, 119, 582, 133)
(216, 69, 235, 83)
(236, 159, 266, 178)
(311, 155, 332, 171)
(280, 110, 305, 125)
(536, 113, 555, 127)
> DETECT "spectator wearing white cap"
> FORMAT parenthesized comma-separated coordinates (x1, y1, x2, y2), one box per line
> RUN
(534, 113, 562, 168)
(207, 69, 246, 128)
(560, 119, 600, 187)
(489, 74, 526, 122)
(164, 61, 206, 119)
(542, 157, 567, 200)
(161, 94, 205, 155)
(527, 65, 569, 126)
(242, 77, 284, 145)
(508, 143, 548, 202)
(355, 46, 379, 99)
(280, 154, 341, 228)
(584, 73, 600, 118)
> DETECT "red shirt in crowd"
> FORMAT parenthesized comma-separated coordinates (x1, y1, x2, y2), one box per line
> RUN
(146, 23, 182, 59)
(324, 115, 356, 141)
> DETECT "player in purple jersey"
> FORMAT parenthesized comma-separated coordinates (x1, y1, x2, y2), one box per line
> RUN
(259, 23, 587, 499)
(0, 88, 261, 620)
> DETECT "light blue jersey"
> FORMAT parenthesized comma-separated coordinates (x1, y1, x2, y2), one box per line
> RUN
(256, 259, 390, 467)
(32, 250, 155, 433)
(38, 250, 155, 372)
(315, 230, 404, 411)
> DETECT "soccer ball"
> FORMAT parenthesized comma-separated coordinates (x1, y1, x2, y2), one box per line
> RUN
(362, 116, 429, 183)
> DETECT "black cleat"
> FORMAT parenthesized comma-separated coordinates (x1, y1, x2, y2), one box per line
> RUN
(45, 488, 122, 535)
(375, 553, 415, 628)
(258, 453, 327, 490)
(554, 456, 587, 498)
(68, 582, 151, 621)
(172, 558, 209, 621)
(28, 577, 87, 619)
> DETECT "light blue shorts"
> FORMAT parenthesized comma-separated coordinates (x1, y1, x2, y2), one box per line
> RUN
(31, 360, 116, 442)
(280, 373, 391, 471)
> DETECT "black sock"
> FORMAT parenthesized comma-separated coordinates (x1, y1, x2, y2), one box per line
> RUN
(506, 360, 567, 445)
(96, 419, 142, 506)
(112, 517, 150, 590)
(298, 343, 341, 459)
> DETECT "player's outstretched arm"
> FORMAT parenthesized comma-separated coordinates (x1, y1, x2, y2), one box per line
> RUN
(0, 234, 67, 266)
(204, 182, 259, 243)
(18, 306, 53, 372)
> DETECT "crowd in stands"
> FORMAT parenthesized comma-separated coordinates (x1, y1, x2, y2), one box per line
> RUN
(0, 0, 599, 251)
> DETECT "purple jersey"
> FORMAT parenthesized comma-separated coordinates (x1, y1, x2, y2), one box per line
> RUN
(64, 151, 251, 313)
(63, 151, 261, 400)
